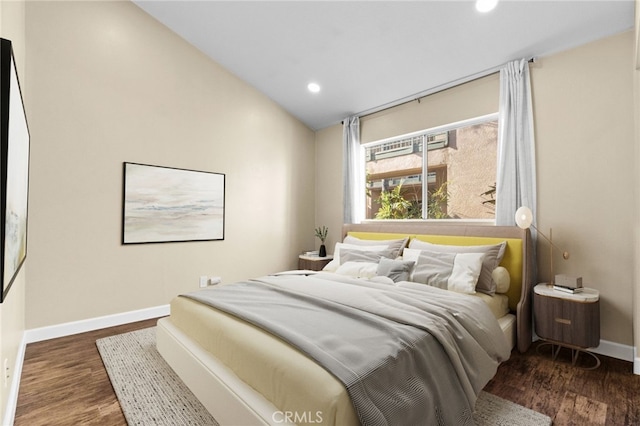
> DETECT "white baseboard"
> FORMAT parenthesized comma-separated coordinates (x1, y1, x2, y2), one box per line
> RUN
(24, 304, 170, 344)
(635, 348, 640, 375)
(591, 339, 635, 363)
(2, 333, 26, 426)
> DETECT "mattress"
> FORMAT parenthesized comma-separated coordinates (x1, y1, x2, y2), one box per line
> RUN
(169, 295, 360, 426)
(168, 285, 515, 425)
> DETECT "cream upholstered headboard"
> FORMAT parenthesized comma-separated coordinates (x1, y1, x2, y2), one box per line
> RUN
(342, 222, 533, 353)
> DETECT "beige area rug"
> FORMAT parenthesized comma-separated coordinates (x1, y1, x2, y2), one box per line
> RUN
(97, 327, 552, 426)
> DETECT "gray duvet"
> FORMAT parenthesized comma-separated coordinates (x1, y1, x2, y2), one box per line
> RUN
(183, 272, 510, 426)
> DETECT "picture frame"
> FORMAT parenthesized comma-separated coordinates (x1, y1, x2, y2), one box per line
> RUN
(122, 162, 225, 244)
(0, 38, 31, 303)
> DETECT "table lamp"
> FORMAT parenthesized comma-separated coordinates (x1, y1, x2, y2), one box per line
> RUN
(515, 206, 569, 286)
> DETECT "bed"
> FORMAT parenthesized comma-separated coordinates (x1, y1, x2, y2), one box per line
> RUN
(156, 223, 533, 426)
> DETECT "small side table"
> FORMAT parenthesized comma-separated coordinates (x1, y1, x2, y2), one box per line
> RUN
(298, 254, 333, 271)
(533, 283, 600, 369)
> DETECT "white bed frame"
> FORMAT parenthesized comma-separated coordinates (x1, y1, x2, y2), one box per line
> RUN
(157, 313, 516, 426)
(157, 317, 294, 426)
(157, 224, 532, 425)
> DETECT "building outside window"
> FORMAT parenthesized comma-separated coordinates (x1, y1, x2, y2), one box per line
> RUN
(364, 114, 498, 220)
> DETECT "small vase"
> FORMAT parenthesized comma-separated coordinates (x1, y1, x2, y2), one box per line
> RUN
(319, 244, 327, 257)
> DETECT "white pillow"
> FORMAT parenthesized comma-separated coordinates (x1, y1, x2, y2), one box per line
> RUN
(402, 248, 422, 264)
(448, 253, 485, 294)
(492, 266, 511, 294)
(401, 248, 423, 280)
(322, 242, 388, 272)
(334, 261, 378, 279)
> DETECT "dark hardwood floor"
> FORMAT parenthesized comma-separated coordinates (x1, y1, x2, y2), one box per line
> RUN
(485, 343, 640, 425)
(14, 318, 158, 426)
(13, 320, 640, 425)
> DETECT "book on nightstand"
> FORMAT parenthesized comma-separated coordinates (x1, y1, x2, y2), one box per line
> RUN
(553, 284, 584, 294)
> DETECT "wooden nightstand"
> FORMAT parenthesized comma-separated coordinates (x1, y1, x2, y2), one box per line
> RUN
(533, 283, 600, 368)
(298, 254, 333, 271)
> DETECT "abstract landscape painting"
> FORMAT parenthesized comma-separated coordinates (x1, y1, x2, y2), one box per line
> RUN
(122, 163, 225, 244)
(1, 38, 30, 302)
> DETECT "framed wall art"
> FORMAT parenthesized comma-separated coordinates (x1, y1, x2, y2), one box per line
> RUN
(0, 38, 31, 302)
(122, 162, 225, 244)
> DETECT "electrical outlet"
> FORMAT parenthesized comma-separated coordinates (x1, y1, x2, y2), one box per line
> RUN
(199, 276, 208, 288)
(4, 358, 9, 387)
(209, 276, 222, 285)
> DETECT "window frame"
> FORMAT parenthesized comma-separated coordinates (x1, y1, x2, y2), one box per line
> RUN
(362, 112, 499, 222)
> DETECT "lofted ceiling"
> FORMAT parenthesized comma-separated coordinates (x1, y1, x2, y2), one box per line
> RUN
(133, 1, 635, 130)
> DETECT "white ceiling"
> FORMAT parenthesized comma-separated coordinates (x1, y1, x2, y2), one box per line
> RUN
(133, 1, 635, 130)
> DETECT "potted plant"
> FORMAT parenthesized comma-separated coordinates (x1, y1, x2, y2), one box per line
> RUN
(315, 226, 328, 257)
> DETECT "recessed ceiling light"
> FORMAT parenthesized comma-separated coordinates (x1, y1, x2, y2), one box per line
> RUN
(476, 0, 498, 13)
(307, 82, 321, 93)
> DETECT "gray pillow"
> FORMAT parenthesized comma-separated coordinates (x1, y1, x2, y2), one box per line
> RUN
(343, 235, 409, 257)
(376, 258, 415, 283)
(411, 251, 456, 289)
(408, 240, 506, 295)
(411, 249, 485, 294)
(340, 248, 395, 264)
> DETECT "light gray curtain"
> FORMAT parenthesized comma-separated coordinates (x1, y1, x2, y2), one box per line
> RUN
(343, 116, 364, 223)
(496, 59, 537, 227)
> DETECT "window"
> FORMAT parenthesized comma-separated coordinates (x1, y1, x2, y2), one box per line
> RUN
(364, 114, 498, 220)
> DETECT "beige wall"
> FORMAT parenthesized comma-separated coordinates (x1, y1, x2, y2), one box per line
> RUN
(0, 0, 27, 421)
(533, 31, 634, 346)
(316, 31, 636, 349)
(24, 1, 315, 329)
(315, 124, 343, 251)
